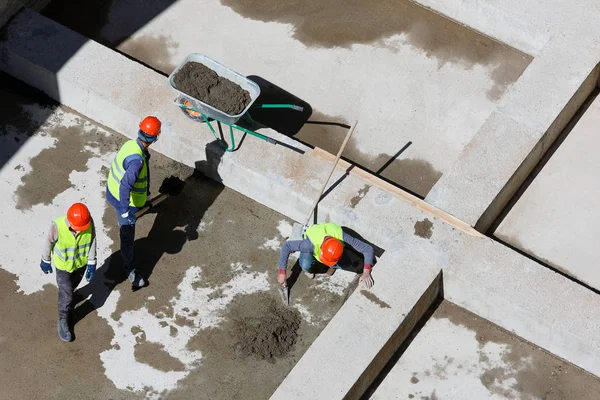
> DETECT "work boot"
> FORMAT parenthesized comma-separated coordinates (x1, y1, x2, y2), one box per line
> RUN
(58, 317, 71, 342)
(326, 268, 336, 276)
(128, 270, 146, 287)
(303, 271, 315, 279)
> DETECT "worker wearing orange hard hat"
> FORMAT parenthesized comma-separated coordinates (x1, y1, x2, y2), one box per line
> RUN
(106, 116, 161, 288)
(277, 222, 375, 289)
(40, 202, 97, 342)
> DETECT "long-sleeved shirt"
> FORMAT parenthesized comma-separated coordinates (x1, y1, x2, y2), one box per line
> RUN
(106, 138, 151, 214)
(278, 231, 374, 271)
(41, 219, 97, 266)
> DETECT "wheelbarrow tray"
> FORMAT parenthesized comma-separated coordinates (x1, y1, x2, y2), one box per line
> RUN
(168, 53, 261, 125)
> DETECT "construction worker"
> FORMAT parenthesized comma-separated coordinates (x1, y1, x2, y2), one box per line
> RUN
(106, 116, 161, 288)
(277, 222, 375, 289)
(40, 203, 97, 342)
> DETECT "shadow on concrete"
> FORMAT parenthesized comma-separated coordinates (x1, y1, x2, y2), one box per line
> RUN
(246, 75, 313, 136)
(41, 0, 177, 48)
(0, 71, 58, 171)
(0, 1, 178, 167)
(72, 142, 225, 323)
(315, 140, 414, 209)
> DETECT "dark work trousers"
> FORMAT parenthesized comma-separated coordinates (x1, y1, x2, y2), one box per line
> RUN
(120, 224, 136, 276)
(56, 267, 85, 319)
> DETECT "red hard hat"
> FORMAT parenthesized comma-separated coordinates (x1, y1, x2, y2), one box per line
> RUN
(139, 116, 161, 136)
(67, 203, 91, 231)
(320, 237, 343, 267)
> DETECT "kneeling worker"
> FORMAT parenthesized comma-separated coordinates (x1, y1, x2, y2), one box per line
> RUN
(40, 203, 97, 342)
(277, 222, 375, 289)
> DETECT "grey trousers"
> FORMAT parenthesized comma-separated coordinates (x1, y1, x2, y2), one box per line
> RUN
(56, 267, 85, 319)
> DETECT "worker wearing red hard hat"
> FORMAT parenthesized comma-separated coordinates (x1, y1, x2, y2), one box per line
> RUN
(40, 203, 97, 342)
(277, 222, 375, 289)
(106, 116, 161, 288)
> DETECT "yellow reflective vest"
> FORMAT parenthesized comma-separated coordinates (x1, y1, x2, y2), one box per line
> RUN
(107, 140, 148, 207)
(304, 222, 344, 261)
(52, 216, 93, 273)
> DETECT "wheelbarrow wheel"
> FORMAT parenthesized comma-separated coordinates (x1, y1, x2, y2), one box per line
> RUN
(177, 98, 213, 123)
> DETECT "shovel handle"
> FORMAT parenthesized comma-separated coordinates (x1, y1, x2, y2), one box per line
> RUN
(134, 193, 168, 218)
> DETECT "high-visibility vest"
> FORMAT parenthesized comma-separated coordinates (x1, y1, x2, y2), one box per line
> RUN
(107, 140, 148, 207)
(305, 222, 344, 261)
(52, 216, 93, 273)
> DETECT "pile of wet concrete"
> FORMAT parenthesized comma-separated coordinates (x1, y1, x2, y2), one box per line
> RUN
(231, 295, 301, 361)
(172, 61, 251, 115)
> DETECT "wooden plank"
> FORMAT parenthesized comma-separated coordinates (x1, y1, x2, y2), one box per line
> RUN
(312, 147, 485, 238)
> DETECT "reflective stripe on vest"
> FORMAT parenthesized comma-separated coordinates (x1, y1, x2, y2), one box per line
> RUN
(304, 223, 344, 261)
(52, 216, 93, 273)
(106, 140, 148, 207)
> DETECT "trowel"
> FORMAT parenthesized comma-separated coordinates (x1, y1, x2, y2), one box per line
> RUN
(290, 121, 358, 240)
(278, 283, 289, 306)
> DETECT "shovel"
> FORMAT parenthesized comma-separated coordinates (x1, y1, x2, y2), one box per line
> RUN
(290, 121, 357, 240)
(134, 175, 186, 218)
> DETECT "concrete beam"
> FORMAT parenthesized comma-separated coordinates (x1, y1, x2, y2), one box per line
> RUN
(426, 34, 600, 231)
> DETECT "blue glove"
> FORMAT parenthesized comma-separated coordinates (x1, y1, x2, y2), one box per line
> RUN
(85, 264, 96, 281)
(40, 260, 52, 274)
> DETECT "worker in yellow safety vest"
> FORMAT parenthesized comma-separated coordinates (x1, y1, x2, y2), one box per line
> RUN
(106, 116, 161, 288)
(40, 203, 97, 342)
(277, 222, 375, 289)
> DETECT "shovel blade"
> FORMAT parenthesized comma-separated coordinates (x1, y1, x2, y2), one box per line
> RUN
(278, 286, 289, 306)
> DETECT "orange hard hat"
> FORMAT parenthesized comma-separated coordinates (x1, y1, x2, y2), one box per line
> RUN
(320, 237, 343, 267)
(139, 116, 161, 136)
(67, 203, 91, 231)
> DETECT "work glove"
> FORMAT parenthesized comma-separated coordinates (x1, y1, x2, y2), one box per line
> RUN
(85, 264, 96, 282)
(121, 210, 137, 225)
(359, 268, 374, 289)
(40, 260, 52, 274)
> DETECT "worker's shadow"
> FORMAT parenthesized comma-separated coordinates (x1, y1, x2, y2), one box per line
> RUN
(286, 227, 384, 291)
(73, 142, 226, 324)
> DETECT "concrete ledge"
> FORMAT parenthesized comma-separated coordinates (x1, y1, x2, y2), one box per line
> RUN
(271, 256, 443, 400)
(445, 238, 600, 377)
(426, 34, 600, 230)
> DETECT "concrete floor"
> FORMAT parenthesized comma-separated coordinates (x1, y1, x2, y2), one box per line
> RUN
(494, 90, 600, 291)
(0, 75, 358, 399)
(369, 301, 600, 400)
(42, 0, 531, 197)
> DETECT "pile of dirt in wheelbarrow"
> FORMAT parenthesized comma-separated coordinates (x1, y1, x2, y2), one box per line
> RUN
(230, 294, 301, 361)
(172, 61, 252, 115)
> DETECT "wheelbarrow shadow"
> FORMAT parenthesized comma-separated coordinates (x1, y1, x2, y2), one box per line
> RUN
(242, 75, 313, 136)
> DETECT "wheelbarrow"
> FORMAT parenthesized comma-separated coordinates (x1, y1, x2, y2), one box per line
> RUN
(168, 53, 304, 153)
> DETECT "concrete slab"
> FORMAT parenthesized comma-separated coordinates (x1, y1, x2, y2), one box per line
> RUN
(0, 74, 358, 399)
(369, 301, 600, 400)
(494, 91, 600, 291)
(3, 8, 600, 400)
(41, 0, 532, 197)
